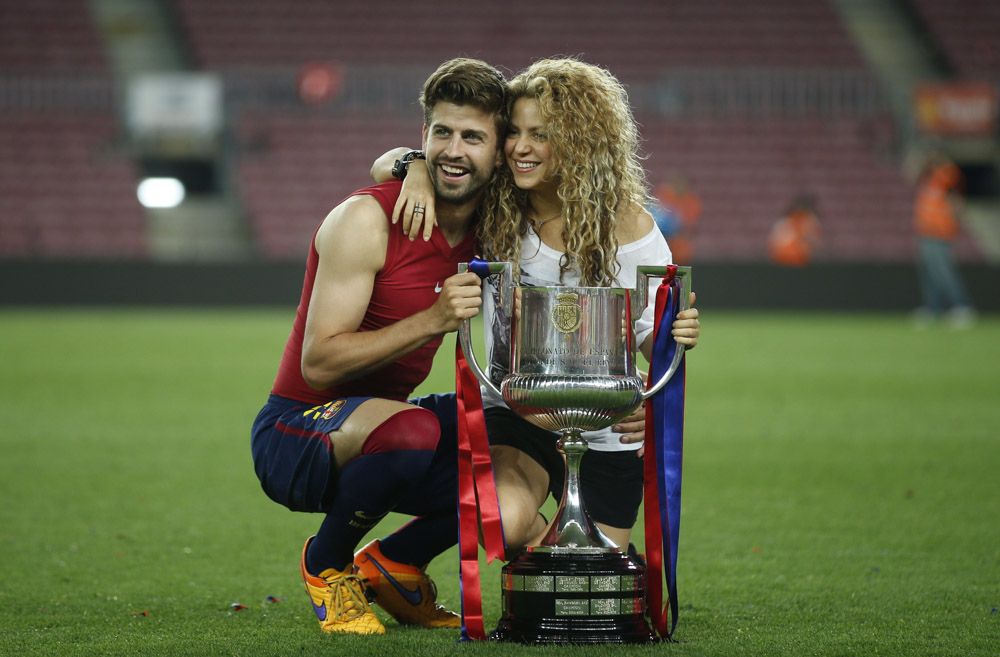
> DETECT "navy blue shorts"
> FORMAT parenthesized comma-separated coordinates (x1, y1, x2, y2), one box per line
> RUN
(251, 393, 458, 513)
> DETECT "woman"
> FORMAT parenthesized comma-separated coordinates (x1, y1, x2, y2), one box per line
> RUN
(373, 58, 700, 551)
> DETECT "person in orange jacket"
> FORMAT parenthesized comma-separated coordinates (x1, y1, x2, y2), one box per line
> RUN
(653, 170, 701, 265)
(769, 194, 821, 266)
(912, 153, 975, 328)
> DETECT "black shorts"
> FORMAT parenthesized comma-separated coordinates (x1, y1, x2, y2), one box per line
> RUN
(485, 405, 643, 529)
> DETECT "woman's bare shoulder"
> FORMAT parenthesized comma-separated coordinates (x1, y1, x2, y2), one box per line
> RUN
(616, 201, 656, 243)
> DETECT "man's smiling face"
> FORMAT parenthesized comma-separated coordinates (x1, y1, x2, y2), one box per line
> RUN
(422, 102, 503, 206)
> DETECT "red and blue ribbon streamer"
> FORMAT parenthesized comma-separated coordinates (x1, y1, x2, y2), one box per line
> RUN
(643, 267, 686, 639)
(455, 259, 506, 641)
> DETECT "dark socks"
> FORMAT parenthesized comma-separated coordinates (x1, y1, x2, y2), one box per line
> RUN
(306, 449, 433, 574)
(379, 512, 457, 567)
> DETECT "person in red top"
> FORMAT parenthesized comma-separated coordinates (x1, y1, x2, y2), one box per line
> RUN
(769, 194, 822, 266)
(912, 153, 975, 327)
(251, 58, 507, 635)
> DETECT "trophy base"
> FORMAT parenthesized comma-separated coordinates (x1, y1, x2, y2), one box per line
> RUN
(490, 547, 657, 644)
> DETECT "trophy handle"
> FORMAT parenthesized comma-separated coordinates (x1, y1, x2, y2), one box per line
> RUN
(635, 265, 692, 400)
(457, 260, 513, 400)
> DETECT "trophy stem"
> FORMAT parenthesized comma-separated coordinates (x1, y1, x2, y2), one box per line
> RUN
(539, 429, 619, 550)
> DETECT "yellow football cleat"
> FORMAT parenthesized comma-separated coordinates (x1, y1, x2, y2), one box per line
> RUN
(300, 537, 386, 635)
(354, 539, 461, 629)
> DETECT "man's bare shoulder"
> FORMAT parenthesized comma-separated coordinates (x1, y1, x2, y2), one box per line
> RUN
(319, 194, 390, 239)
(314, 194, 391, 270)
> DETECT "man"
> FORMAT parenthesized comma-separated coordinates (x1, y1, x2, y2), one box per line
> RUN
(912, 152, 975, 328)
(250, 58, 507, 635)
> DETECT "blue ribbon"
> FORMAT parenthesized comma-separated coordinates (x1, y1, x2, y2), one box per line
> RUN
(468, 257, 492, 280)
(648, 279, 685, 637)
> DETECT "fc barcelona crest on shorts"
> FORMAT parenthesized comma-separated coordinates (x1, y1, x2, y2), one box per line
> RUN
(322, 400, 345, 420)
(550, 293, 583, 335)
(304, 399, 347, 421)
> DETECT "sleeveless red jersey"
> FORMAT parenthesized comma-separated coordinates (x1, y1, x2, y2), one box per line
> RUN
(271, 181, 477, 404)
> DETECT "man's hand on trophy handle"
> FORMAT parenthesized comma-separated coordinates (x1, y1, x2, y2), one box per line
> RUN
(432, 272, 483, 332)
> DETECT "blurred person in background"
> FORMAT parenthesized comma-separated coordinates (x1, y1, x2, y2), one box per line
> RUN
(769, 194, 822, 266)
(373, 57, 700, 555)
(250, 58, 507, 636)
(652, 170, 702, 264)
(910, 152, 976, 328)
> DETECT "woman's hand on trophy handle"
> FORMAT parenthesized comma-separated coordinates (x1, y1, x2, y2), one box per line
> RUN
(671, 292, 699, 350)
(615, 404, 646, 457)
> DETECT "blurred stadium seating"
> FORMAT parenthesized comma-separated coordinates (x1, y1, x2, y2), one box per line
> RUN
(0, 114, 146, 258)
(641, 115, 915, 261)
(910, 0, 1000, 77)
(0, 0, 108, 74)
(0, 0, 995, 264)
(172, 0, 864, 75)
(0, 0, 146, 258)
(235, 110, 417, 258)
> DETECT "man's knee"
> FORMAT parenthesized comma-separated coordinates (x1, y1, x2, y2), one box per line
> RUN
(362, 406, 441, 455)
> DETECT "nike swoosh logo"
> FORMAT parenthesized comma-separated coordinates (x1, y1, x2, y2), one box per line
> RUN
(309, 593, 327, 621)
(367, 556, 423, 606)
(434, 282, 443, 293)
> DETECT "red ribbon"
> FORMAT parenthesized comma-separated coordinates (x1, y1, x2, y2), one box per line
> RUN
(455, 340, 505, 640)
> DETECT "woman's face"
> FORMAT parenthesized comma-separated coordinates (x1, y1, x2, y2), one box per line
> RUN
(505, 97, 557, 196)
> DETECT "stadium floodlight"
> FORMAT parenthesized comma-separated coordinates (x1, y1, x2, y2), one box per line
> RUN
(137, 177, 186, 208)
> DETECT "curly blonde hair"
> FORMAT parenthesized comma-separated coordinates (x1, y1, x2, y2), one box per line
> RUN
(477, 58, 650, 286)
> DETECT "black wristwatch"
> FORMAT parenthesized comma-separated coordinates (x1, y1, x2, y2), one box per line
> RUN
(391, 150, 426, 180)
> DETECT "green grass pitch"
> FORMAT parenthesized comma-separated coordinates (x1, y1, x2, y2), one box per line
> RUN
(1, 308, 997, 656)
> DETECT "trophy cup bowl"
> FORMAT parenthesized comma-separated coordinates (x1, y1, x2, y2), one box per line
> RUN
(459, 262, 691, 644)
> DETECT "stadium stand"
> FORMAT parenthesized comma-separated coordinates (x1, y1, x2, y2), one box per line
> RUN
(641, 116, 917, 262)
(172, 0, 864, 76)
(0, 1, 147, 258)
(2, 0, 986, 263)
(173, 0, 907, 261)
(232, 107, 916, 262)
(0, 113, 146, 258)
(236, 111, 419, 258)
(0, 0, 108, 74)
(910, 0, 1000, 78)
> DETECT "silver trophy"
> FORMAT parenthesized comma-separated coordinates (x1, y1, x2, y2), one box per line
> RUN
(459, 262, 691, 643)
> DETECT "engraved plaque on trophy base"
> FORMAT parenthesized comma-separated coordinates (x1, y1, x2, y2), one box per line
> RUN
(490, 548, 656, 644)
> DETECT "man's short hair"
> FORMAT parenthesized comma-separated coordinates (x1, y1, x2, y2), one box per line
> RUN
(420, 58, 508, 141)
